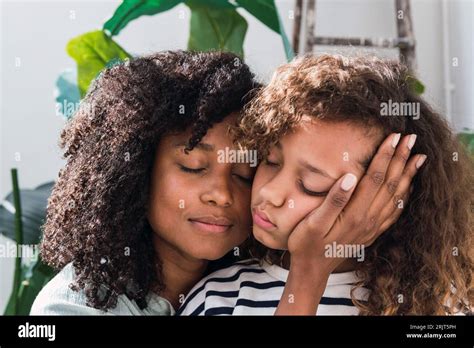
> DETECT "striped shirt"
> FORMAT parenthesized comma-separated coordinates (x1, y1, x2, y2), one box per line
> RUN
(177, 259, 369, 315)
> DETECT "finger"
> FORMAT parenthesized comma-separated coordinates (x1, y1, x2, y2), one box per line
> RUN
(345, 133, 400, 218)
(303, 173, 358, 235)
(366, 189, 410, 246)
(366, 154, 425, 244)
(369, 188, 410, 244)
(385, 153, 425, 221)
(368, 134, 417, 215)
(368, 153, 424, 231)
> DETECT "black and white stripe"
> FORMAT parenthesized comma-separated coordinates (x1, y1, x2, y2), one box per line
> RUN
(177, 259, 368, 316)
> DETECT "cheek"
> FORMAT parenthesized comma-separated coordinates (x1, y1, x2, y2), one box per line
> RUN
(281, 195, 324, 231)
(148, 171, 195, 229)
(264, 195, 324, 250)
(251, 199, 324, 250)
(251, 165, 272, 205)
(234, 187, 252, 225)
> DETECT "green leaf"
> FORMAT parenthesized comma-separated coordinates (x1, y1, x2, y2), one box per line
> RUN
(104, 0, 183, 36)
(17, 258, 56, 315)
(197, 0, 236, 8)
(236, 0, 293, 61)
(406, 75, 425, 95)
(10, 169, 23, 315)
(236, 0, 278, 32)
(458, 129, 474, 156)
(55, 69, 81, 120)
(276, 12, 294, 61)
(186, 1, 248, 57)
(1, 170, 56, 315)
(66, 30, 131, 98)
(0, 182, 54, 245)
(4, 256, 56, 315)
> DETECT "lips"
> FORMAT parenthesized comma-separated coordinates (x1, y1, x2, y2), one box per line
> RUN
(252, 208, 277, 230)
(188, 215, 233, 234)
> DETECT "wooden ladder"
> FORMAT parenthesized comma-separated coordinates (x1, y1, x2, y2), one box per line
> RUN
(292, 0, 417, 72)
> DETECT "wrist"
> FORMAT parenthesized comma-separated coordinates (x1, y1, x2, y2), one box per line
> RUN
(289, 255, 333, 278)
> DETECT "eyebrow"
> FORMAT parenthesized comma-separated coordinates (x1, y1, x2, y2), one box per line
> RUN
(173, 141, 215, 152)
(279, 141, 374, 179)
(300, 149, 377, 180)
(299, 160, 337, 180)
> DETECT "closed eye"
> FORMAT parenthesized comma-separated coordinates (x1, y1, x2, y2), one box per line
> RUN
(298, 180, 328, 197)
(234, 173, 253, 185)
(264, 159, 279, 167)
(179, 164, 205, 174)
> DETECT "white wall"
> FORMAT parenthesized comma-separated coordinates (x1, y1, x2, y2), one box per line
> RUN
(1, 0, 472, 313)
(448, 0, 474, 130)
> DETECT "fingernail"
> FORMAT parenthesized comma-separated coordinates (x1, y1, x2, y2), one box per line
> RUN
(407, 134, 417, 150)
(341, 173, 357, 191)
(416, 154, 427, 169)
(391, 133, 401, 148)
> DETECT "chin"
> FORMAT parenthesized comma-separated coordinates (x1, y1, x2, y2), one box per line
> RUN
(253, 227, 286, 250)
(189, 244, 231, 261)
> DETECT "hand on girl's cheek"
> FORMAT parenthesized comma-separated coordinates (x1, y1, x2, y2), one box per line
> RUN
(251, 120, 381, 251)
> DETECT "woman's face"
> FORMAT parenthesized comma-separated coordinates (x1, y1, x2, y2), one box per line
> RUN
(251, 119, 382, 250)
(148, 113, 254, 260)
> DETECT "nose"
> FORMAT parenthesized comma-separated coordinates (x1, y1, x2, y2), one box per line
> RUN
(200, 175, 234, 207)
(258, 171, 287, 208)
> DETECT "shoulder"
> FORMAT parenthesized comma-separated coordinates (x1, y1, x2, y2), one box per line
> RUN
(30, 263, 108, 315)
(30, 263, 164, 315)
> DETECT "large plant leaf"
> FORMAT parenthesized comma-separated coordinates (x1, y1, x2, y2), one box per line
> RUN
(186, 0, 248, 57)
(236, 0, 293, 60)
(236, 0, 278, 32)
(103, 0, 293, 60)
(67, 30, 131, 98)
(2, 171, 56, 315)
(191, 0, 236, 8)
(0, 182, 54, 245)
(55, 69, 81, 120)
(104, 0, 183, 36)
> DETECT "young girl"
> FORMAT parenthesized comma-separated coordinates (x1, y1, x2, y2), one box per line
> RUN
(178, 54, 474, 315)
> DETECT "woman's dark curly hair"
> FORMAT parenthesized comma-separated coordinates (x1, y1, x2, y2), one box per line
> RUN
(40, 50, 257, 310)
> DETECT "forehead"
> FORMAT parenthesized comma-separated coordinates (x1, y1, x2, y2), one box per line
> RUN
(278, 119, 381, 177)
(160, 112, 240, 151)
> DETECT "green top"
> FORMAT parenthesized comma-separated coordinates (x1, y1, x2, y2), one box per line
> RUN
(30, 262, 174, 316)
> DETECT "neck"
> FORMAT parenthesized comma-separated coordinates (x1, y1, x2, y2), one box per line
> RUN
(281, 252, 357, 273)
(152, 234, 208, 309)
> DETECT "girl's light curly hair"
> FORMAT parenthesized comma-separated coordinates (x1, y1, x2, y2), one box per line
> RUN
(235, 54, 474, 315)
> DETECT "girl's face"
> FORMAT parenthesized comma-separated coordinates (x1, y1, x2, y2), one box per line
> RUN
(251, 119, 382, 250)
(148, 113, 254, 260)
